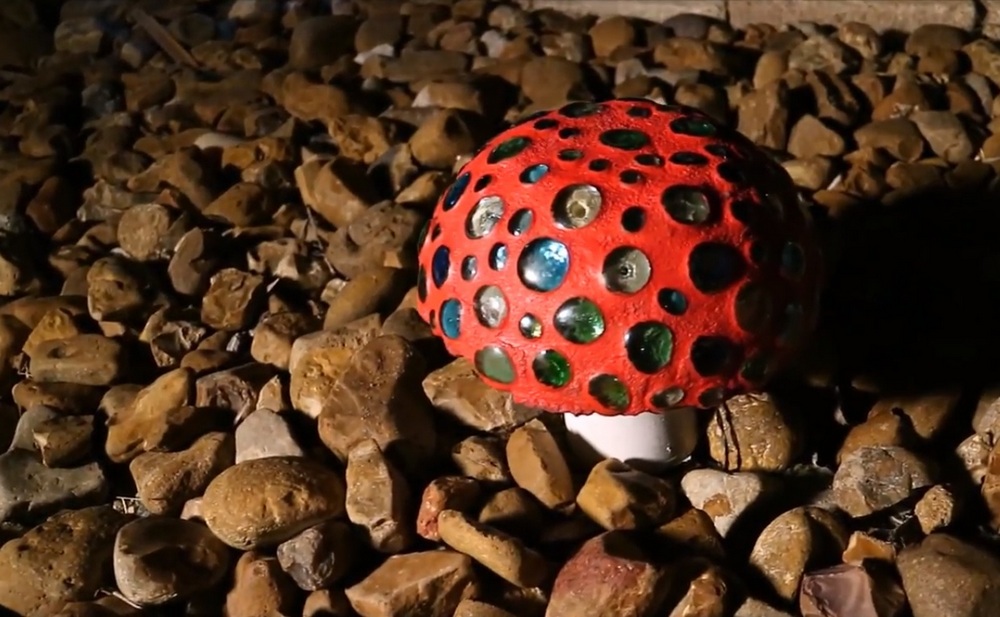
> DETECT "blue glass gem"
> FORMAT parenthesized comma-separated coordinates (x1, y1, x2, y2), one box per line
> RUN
(440, 299, 461, 339)
(443, 172, 470, 211)
(432, 245, 450, 287)
(520, 164, 550, 184)
(489, 244, 508, 270)
(518, 238, 570, 292)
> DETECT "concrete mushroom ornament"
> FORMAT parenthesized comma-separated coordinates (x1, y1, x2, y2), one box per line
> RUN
(416, 99, 823, 469)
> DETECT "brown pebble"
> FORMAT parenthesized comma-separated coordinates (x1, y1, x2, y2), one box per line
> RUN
(505, 419, 575, 513)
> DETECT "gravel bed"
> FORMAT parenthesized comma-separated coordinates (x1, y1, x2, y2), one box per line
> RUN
(1, 2, 1000, 617)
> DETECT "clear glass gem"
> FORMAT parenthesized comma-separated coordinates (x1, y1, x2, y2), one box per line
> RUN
(466, 195, 504, 239)
(553, 184, 602, 229)
(518, 238, 570, 292)
(461, 256, 477, 281)
(603, 247, 651, 294)
(519, 314, 542, 338)
(508, 209, 533, 236)
(554, 297, 605, 343)
(474, 285, 507, 328)
(663, 185, 712, 225)
(489, 243, 508, 270)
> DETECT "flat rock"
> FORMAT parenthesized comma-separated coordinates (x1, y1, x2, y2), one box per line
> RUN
(29, 334, 125, 385)
(345, 550, 477, 617)
(0, 449, 107, 523)
(235, 409, 306, 463)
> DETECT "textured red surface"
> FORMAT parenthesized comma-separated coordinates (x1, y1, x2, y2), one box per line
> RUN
(416, 99, 822, 416)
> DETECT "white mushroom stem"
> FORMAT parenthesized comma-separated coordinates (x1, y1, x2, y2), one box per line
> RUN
(562, 408, 700, 472)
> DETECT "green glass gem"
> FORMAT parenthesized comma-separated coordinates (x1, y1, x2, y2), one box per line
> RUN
(532, 350, 571, 388)
(474, 346, 516, 384)
(670, 116, 717, 137)
(663, 185, 712, 225)
(651, 387, 685, 409)
(625, 321, 674, 374)
(487, 136, 532, 164)
(558, 149, 584, 161)
(599, 129, 650, 151)
(589, 374, 630, 411)
(519, 314, 542, 338)
(554, 297, 605, 344)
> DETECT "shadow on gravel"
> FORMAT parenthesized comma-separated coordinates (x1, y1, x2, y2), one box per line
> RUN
(812, 179, 1000, 395)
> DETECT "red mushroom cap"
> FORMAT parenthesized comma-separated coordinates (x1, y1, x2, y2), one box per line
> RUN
(416, 99, 822, 416)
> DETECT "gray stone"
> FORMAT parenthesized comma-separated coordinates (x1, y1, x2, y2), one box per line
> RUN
(0, 449, 107, 522)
